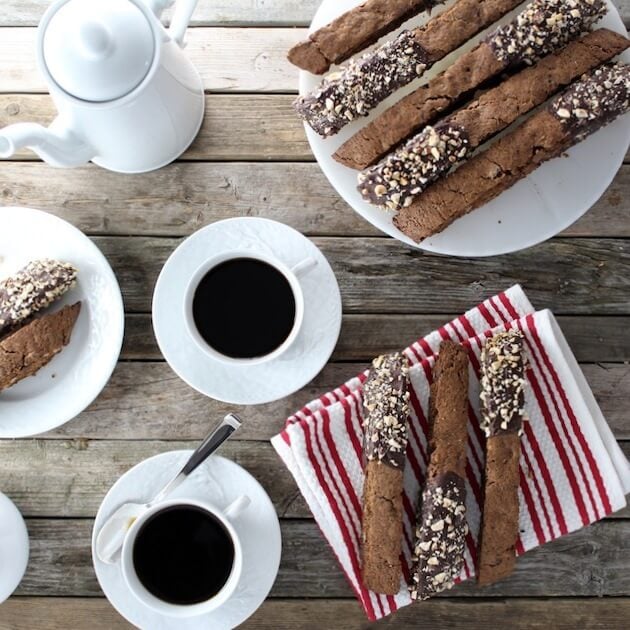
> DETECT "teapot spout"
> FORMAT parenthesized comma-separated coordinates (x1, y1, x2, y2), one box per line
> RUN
(0, 121, 95, 168)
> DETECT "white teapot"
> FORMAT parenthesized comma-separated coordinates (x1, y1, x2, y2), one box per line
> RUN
(0, 0, 204, 173)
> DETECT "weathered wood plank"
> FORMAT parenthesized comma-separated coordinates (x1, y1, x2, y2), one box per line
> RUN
(0, 0, 319, 27)
(23, 361, 630, 441)
(0, 94, 309, 161)
(3, 597, 630, 630)
(121, 313, 630, 364)
(1, 440, 628, 518)
(1, 161, 629, 237)
(0, 28, 300, 93)
(14, 518, 630, 597)
(89, 236, 630, 314)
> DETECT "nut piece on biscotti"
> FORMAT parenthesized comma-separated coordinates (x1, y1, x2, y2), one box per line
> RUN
(0, 259, 78, 335)
(410, 341, 469, 600)
(477, 330, 527, 586)
(361, 352, 410, 594)
(0, 302, 81, 392)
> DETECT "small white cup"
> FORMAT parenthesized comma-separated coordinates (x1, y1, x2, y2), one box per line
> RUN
(121, 495, 250, 618)
(183, 250, 318, 365)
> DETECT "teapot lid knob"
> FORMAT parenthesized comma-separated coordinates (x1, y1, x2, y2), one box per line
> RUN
(40, 0, 156, 103)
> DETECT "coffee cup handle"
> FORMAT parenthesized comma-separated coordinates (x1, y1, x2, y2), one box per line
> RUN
(224, 495, 250, 521)
(291, 257, 318, 278)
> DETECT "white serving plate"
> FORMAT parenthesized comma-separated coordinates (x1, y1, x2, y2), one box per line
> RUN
(301, 0, 630, 256)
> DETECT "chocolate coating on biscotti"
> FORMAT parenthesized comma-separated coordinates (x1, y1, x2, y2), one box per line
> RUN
(362, 352, 410, 468)
(294, 31, 429, 137)
(357, 123, 470, 211)
(410, 472, 468, 599)
(0, 259, 77, 335)
(288, 0, 440, 74)
(488, 0, 606, 66)
(480, 331, 527, 437)
(0, 302, 81, 392)
(394, 62, 630, 242)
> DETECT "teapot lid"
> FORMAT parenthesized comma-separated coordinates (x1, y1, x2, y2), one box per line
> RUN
(41, 0, 155, 103)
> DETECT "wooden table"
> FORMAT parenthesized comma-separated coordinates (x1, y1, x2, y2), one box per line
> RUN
(0, 1, 629, 628)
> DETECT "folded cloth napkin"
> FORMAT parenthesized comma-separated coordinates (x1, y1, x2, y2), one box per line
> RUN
(271, 285, 630, 620)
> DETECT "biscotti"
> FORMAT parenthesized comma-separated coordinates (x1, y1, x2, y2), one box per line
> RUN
(334, 0, 610, 169)
(0, 302, 81, 392)
(357, 29, 629, 211)
(394, 62, 630, 242)
(361, 352, 410, 594)
(477, 331, 527, 586)
(294, 0, 524, 137)
(288, 0, 441, 75)
(410, 341, 469, 600)
(0, 259, 78, 335)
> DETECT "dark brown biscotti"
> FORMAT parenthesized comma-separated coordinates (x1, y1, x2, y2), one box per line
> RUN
(394, 62, 630, 242)
(288, 0, 441, 75)
(357, 28, 628, 211)
(294, 0, 524, 137)
(410, 341, 469, 600)
(477, 331, 527, 586)
(361, 352, 410, 594)
(0, 302, 81, 392)
(0, 259, 78, 335)
(335, 7, 616, 171)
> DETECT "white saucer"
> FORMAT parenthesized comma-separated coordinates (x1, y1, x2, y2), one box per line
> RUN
(152, 217, 342, 404)
(92, 452, 282, 630)
(0, 492, 29, 603)
(302, 0, 630, 256)
(0, 207, 124, 437)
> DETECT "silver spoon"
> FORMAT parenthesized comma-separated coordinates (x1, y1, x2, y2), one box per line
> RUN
(95, 413, 242, 564)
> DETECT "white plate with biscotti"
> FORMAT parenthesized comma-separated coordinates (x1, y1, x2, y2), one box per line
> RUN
(300, 0, 630, 256)
(0, 207, 124, 438)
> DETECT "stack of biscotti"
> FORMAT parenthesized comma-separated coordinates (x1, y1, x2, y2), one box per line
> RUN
(0, 259, 81, 392)
(394, 62, 630, 241)
(361, 352, 410, 594)
(294, 0, 526, 136)
(409, 341, 470, 600)
(477, 330, 528, 585)
(356, 29, 630, 211)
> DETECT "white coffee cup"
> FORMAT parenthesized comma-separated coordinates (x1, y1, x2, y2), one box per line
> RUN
(183, 250, 318, 365)
(121, 495, 250, 618)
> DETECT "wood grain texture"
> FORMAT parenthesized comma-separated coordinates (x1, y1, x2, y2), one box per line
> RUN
(88, 236, 630, 314)
(1, 440, 628, 518)
(2, 597, 630, 630)
(13, 518, 630, 597)
(18, 362, 630, 441)
(0, 161, 629, 237)
(0, 28, 300, 93)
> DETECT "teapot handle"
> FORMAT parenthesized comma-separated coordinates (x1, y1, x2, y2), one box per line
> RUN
(169, 0, 200, 47)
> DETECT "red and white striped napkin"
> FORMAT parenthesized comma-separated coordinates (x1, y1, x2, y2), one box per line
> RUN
(271, 285, 630, 620)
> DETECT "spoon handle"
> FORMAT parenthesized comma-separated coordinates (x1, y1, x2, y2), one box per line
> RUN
(181, 413, 242, 475)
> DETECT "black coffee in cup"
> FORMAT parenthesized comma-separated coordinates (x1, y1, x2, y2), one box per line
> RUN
(132, 505, 235, 605)
(192, 257, 296, 359)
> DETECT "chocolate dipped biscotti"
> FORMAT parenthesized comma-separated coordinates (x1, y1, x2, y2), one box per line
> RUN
(410, 341, 469, 600)
(0, 259, 77, 336)
(295, 0, 524, 137)
(0, 302, 81, 392)
(361, 352, 410, 594)
(357, 28, 628, 211)
(334, 0, 610, 169)
(288, 0, 442, 75)
(394, 62, 630, 242)
(477, 331, 527, 585)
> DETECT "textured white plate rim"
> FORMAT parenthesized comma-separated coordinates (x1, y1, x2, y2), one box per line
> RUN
(152, 217, 342, 405)
(301, 0, 630, 257)
(0, 492, 29, 604)
(0, 206, 124, 437)
(91, 451, 282, 630)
